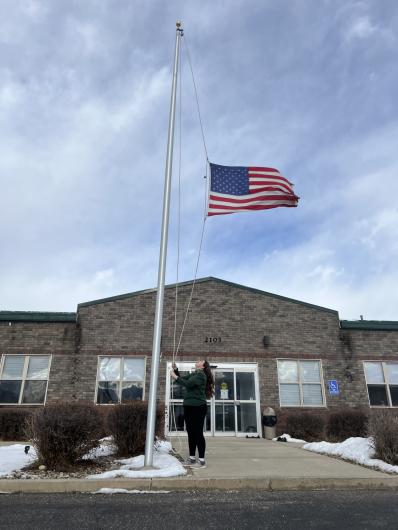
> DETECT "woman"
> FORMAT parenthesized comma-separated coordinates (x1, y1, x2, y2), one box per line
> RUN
(170, 360, 214, 468)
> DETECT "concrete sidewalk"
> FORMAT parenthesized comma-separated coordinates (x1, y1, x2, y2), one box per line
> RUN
(0, 438, 397, 493)
(185, 437, 398, 490)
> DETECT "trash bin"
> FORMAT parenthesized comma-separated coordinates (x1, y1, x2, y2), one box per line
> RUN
(262, 407, 277, 440)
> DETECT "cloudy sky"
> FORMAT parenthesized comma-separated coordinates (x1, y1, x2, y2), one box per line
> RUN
(1, 0, 397, 319)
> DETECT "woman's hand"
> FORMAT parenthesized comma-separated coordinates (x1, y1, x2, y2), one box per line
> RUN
(171, 362, 179, 380)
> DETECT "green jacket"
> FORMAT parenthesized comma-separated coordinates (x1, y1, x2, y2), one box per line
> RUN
(176, 369, 207, 406)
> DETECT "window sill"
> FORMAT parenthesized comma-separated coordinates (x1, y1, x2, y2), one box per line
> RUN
(0, 403, 45, 406)
(279, 405, 327, 408)
(368, 405, 398, 408)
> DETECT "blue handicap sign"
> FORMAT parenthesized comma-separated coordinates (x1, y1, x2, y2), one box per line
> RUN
(328, 380, 340, 395)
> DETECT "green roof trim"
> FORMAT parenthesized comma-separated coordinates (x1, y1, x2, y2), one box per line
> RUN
(78, 276, 339, 315)
(340, 320, 398, 331)
(0, 311, 76, 323)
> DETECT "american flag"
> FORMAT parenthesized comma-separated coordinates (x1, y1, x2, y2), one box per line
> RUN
(207, 163, 299, 217)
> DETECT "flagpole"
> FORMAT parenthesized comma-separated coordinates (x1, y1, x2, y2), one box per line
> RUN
(144, 22, 183, 467)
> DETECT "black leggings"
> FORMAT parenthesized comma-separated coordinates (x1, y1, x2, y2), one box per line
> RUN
(184, 404, 207, 459)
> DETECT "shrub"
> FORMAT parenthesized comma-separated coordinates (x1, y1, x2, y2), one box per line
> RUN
(0, 408, 33, 441)
(285, 412, 325, 442)
(107, 402, 164, 457)
(326, 409, 369, 442)
(25, 402, 104, 470)
(367, 410, 398, 466)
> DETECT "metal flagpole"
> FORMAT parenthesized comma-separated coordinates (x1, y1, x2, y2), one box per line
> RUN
(144, 21, 183, 467)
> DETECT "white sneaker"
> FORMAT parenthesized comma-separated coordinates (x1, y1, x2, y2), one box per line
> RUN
(183, 457, 197, 467)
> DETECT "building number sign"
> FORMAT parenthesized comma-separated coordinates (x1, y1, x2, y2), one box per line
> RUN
(204, 337, 221, 343)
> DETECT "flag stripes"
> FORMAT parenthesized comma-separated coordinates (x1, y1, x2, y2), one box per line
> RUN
(207, 163, 299, 217)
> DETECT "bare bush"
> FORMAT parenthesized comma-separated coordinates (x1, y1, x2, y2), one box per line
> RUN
(25, 402, 104, 470)
(286, 412, 325, 441)
(0, 408, 33, 441)
(107, 402, 164, 457)
(367, 410, 398, 466)
(326, 409, 369, 442)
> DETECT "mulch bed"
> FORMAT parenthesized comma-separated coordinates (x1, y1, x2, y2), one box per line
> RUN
(8, 455, 119, 480)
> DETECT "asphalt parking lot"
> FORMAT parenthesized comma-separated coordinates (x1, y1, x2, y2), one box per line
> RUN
(1, 490, 398, 529)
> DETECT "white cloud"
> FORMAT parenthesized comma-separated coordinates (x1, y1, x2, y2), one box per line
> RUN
(344, 13, 395, 44)
(355, 208, 398, 252)
(347, 16, 377, 39)
(205, 123, 398, 320)
(0, 0, 397, 324)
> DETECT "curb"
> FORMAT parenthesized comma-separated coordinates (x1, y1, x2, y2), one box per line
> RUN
(1, 476, 398, 493)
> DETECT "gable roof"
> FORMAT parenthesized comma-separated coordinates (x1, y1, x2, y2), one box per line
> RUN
(78, 276, 339, 315)
(0, 311, 76, 323)
(2, 280, 396, 329)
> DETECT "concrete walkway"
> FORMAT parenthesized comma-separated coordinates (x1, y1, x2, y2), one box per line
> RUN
(185, 437, 398, 490)
(194, 437, 388, 478)
(0, 438, 397, 492)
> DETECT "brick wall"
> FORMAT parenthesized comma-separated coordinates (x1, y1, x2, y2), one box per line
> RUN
(0, 320, 77, 405)
(1, 279, 397, 429)
(76, 280, 341, 403)
(76, 280, 398, 428)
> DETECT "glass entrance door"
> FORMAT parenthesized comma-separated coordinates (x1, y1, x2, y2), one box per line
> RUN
(166, 363, 212, 436)
(213, 367, 259, 436)
(214, 370, 235, 435)
(235, 371, 258, 434)
(165, 362, 261, 437)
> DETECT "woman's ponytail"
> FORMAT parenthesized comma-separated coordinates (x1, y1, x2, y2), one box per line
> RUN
(203, 360, 215, 399)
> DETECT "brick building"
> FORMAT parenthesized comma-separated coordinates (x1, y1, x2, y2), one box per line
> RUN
(1, 277, 397, 436)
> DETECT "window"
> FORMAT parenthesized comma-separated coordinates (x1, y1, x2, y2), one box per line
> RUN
(96, 356, 145, 404)
(0, 355, 51, 405)
(277, 360, 325, 407)
(364, 362, 398, 407)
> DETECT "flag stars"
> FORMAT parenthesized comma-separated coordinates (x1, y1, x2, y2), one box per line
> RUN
(210, 163, 249, 195)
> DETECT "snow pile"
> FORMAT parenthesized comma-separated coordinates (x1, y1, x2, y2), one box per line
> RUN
(303, 437, 398, 474)
(87, 440, 186, 479)
(272, 433, 306, 443)
(155, 440, 173, 452)
(0, 444, 37, 478)
(0, 439, 183, 480)
(83, 438, 116, 459)
(94, 488, 170, 494)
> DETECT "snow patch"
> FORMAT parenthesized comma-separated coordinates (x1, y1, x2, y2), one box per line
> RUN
(0, 439, 183, 480)
(87, 450, 186, 479)
(303, 437, 398, 474)
(154, 440, 173, 453)
(272, 433, 306, 443)
(0, 444, 37, 477)
(83, 440, 116, 459)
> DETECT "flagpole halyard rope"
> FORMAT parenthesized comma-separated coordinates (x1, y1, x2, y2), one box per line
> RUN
(172, 31, 209, 361)
(170, 42, 183, 454)
(169, 29, 209, 451)
(182, 35, 210, 163)
(172, 40, 183, 362)
(174, 215, 207, 357)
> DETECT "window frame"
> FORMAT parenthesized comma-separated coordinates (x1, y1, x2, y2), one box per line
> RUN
(0, 353, 52, 406)
(363, 361, 398, 408)
(94, 355, 146, 405)
(277, 359, 326, 408)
